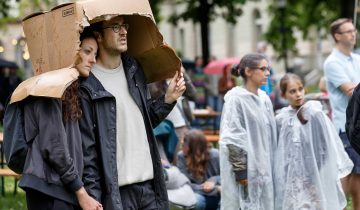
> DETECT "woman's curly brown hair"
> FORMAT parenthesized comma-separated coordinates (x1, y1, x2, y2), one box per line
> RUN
(62, 80, 82, 121)
(183, 129, 210, 181)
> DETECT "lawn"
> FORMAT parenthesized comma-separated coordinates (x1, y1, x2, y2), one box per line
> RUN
(0, 176, 354, 209)
(0, 177, 26, 210)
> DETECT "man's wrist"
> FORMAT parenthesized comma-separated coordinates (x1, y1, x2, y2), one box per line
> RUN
(164, 94, 175, 104)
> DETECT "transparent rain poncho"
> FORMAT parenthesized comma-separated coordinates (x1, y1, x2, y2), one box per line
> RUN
(219, 87, 277, 210)
(274, 101, 353, 210)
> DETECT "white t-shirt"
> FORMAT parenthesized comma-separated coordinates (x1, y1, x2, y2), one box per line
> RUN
(92, 63, 154, 186)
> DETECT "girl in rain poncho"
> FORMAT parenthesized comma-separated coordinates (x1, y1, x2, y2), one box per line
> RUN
(219, 53, 276, 210)
(274, 73, 353, 210)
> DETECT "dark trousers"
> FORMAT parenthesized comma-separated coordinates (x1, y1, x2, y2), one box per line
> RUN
(119, 180, 158, 210)
(25, 188, 80, 210)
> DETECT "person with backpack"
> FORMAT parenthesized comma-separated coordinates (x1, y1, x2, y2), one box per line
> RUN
(5, 29, 102, 210)
(274, 73, 353, 210)
(323, 18, 360, 209)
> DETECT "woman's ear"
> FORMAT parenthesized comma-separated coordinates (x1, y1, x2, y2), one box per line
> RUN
(244, 67, 252, 78)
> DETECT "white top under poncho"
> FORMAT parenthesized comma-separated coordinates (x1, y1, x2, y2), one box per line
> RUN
(219, 87, 276, 210)
(274, 100, 353, 210)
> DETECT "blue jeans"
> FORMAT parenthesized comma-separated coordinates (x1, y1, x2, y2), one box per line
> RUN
(194, 193, 220, 210)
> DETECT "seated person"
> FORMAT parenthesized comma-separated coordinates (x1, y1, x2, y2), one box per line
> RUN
(177, 129, 221, 210)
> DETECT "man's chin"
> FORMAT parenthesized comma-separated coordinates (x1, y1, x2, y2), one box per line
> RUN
(119, 46, 128, 53)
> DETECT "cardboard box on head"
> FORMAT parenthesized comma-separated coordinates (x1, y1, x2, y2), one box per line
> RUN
(22, 0, 181, 84)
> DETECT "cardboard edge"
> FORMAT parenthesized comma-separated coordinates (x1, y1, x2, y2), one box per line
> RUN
(50, 2, 73, 11)
(22, 11, 45, 21)
(10, 67, 79, 104)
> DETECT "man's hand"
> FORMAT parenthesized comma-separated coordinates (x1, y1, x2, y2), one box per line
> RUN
(76, 187, 103, 210)
(165, 71, 186, 104)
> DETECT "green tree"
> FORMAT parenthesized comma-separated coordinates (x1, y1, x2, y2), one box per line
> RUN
(149, 0, 165, 23)
(160, 0, 246, 65)
(265, 0, 355, 71)
(0, 0, 55, 27)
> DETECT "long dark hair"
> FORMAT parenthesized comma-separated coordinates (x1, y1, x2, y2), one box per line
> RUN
(62, 27, 96, 121)
(183, 129, 209, 181)
(62, 80, 81, 121)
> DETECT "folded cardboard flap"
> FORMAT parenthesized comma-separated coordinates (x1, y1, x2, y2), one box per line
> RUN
(126, 15, 161, 55)
(137, 45, 181, 83)
(10, 68, 79, 104)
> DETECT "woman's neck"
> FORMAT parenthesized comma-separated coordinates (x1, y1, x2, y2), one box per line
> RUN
(244, 82, 259, 95)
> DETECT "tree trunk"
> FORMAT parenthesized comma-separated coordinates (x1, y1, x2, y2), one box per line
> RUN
(199, 0, 210, 66)
(341, 0, 356, 19)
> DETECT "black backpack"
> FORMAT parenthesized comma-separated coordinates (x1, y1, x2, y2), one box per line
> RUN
(3, 99, 33, 174)
(345, 84, 360, 154)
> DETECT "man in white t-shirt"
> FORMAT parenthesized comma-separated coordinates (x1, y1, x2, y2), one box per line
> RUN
(79, 15, 186, 210)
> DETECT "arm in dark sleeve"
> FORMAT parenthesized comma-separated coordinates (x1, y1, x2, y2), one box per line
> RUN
(78, 91, 102, 201)
(227, 144, 247, 181)
(183, 71, 197, 101)
(36, 98, 83, 192)
(147, 93, 176, 127)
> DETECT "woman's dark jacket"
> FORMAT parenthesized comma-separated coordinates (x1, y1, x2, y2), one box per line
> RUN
(19, 97, 84, 205)
(79, 53, 175, 210)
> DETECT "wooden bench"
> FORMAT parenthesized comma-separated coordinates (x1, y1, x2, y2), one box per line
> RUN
(203, 130, 219, 135)
(205, 134, 220, 142)
(205, 134, 220, 148)
(0, 168, 20, 196)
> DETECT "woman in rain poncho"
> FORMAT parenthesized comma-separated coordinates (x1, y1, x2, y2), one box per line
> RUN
(274, 73, 353, 210)
(219, 53, 276, 210)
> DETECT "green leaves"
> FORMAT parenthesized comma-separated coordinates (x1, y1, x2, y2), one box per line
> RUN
(265, 0, 341, 59)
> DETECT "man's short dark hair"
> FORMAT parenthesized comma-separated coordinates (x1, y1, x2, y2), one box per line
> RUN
(330, 18, 353, 42)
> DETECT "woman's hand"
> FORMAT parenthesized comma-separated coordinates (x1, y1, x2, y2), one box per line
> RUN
(239, 179, 248, 186)
(76, 187, 103, 210)
(202, 181, 215, 193)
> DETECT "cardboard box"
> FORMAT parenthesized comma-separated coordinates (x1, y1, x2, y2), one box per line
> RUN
(22, 0, 180, 83)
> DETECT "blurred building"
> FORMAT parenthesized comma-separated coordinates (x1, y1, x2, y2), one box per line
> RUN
(0, 21, 31, 78)
(158, 0, 335, 82)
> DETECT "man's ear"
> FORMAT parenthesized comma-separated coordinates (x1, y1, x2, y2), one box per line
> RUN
(94, 31, 102, 42)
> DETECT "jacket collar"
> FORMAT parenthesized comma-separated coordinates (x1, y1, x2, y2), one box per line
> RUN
(80, 53, 139, 100)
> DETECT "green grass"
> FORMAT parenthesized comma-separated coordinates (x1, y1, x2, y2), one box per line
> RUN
(0, 177, 26, 210)
(0, 175, 354, 209)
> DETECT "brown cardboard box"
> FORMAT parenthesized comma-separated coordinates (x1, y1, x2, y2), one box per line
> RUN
(22, 0, 180, 83)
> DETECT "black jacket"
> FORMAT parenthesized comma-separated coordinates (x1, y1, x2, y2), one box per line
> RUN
(79, 54, 175, 210)
(19, 97, 84, 205)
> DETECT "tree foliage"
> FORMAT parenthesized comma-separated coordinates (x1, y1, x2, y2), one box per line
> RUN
(0, 0, 55, 18)
(168, 0, 245, 25)
(150, 0, 247, 65)
(265, 0, 354, 59)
